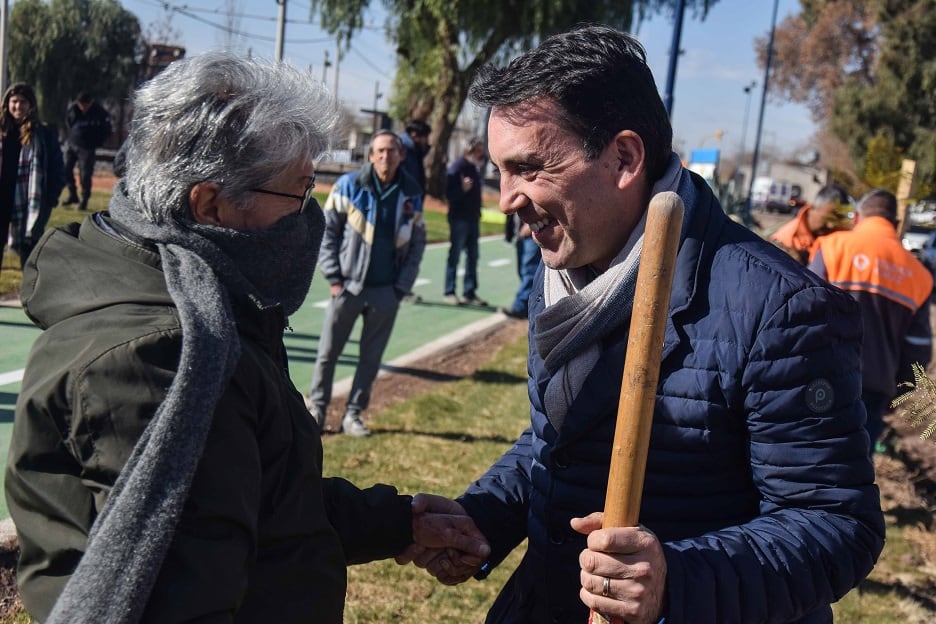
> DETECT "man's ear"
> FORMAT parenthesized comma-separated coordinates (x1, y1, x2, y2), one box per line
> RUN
(189, 182, 223, 225)
(610, 130, 646, 190)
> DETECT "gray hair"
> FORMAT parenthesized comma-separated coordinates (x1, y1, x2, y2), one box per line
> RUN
(368, 129, 403, 154)
(123, 51, 339, 223)
(813, 183, 849, 208)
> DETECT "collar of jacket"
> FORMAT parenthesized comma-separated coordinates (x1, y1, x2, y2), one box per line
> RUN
(355, 161, 421, 198)
(659, 171, 727, 363)
(853, 215, 899, 239)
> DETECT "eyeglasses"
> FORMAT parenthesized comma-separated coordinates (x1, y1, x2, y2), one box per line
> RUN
(250, 175, 316, 213)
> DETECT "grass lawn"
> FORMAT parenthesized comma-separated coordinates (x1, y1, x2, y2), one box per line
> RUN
(329, 333, 531, 622)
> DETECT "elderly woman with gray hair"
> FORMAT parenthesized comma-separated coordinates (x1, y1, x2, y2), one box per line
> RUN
(6, 52, 488, 624)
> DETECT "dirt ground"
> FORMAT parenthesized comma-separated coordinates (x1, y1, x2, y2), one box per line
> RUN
(1, 240, 935, 619)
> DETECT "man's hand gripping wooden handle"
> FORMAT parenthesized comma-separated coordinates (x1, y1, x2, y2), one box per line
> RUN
(589, 191, 684, 624)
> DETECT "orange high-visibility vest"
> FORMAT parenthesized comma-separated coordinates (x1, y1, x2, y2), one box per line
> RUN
(812, 216, 932, 395)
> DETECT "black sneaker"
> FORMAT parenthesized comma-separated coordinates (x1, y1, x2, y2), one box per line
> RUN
(341, 411, 371, 437)
(497, 306, 527, 319)
(462, 294, 488, 306)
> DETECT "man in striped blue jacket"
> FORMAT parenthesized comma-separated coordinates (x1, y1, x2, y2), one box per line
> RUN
(308, 130, 426, 436)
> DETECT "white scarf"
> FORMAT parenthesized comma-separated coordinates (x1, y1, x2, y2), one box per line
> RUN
(534, 154, 685, 430)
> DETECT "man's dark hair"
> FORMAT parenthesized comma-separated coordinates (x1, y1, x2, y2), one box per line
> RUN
(76, 92, 93, 104)
(858, 189, 899, 224)
(468, 24, 673, 182)
(405, 119, 431, 137)
(814, 183, 849, 207)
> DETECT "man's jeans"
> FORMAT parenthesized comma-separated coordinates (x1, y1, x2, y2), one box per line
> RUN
(511, 236, 541, 315)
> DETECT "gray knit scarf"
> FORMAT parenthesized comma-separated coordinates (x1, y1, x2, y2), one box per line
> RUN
(45, 181, 324, 624)
(533, 154, 692, 431)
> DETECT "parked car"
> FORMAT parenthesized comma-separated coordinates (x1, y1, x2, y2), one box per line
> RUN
(902, 224, 934, 256)
(918, 230, 936, 274)
(751, 177, 803, 214)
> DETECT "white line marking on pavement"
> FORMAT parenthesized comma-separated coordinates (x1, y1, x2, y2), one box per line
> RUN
(488, 258, 511, 267)
(0, 369, 25, 387)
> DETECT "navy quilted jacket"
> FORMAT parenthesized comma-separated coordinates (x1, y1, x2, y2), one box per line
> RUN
(458, 173, 885, 624)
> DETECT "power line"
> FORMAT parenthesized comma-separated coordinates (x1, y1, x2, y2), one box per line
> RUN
(349, 44, 391, 76)
(169, 6, 333, 45)
(173, 3, 315, 25)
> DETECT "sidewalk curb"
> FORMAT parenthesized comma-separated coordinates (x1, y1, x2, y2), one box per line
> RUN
(330, 312, 512, 398)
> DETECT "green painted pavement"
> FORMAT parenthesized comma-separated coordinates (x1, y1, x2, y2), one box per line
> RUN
(0, 235, 529, 519)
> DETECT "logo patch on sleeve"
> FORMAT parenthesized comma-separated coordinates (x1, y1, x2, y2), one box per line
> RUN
(805, 378, 835, 413)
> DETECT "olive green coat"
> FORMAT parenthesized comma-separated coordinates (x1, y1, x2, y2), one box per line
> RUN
(6, 215, 413, 623)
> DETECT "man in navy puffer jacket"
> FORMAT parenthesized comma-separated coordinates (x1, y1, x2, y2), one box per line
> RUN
(399, 25, 884, 624)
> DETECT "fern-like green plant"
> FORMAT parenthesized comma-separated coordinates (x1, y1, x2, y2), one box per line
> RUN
(890, 362, 936, 443)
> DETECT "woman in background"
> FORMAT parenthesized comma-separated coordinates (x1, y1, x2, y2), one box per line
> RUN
(0, 82, 65, 273)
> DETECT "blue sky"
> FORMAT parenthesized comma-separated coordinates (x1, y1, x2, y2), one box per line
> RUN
(122, 0, 815, 159)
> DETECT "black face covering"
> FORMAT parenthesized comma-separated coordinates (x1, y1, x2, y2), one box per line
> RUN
(189, 198, 325, 316)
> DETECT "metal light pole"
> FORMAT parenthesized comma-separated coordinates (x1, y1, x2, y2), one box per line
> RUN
(738, 82, 756, 162)
(274, 0, 287, 61)
(662, 0, 687, 117)
(743, 0, 780, 224)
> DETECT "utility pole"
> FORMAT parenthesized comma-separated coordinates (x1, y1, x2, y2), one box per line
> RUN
(372, 81, 383, 132)
(322, 50, 331, 84)
(0, 0, 8, 96)
(662, 0, 686, 117)
(274, 0, 286, 61)
(743, 0, 780, 224)
(332, 39, 340, 100)
(737, 80, 757, 174)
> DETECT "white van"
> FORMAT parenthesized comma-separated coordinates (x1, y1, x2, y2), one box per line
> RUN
(752, 177, 803, 214)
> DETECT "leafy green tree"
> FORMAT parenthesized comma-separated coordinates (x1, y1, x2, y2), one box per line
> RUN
(310, 0, 717, 198)
(764, 0, 935, 198)
(8, 0, 142, 132)
(831, 0, 936, 198)
(862, 131, 904, 193)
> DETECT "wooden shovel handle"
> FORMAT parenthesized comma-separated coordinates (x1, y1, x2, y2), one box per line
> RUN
(590, 191, 684, 624)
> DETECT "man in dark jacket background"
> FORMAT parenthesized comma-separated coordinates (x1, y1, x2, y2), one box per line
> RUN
(400, 25, 884, 624)
(63, 92, 111, 211)
(400, 118, 431, 196)
(443, 137, 487, 306)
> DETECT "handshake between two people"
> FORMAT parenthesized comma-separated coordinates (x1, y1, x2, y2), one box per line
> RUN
(400, 494, 668, 624)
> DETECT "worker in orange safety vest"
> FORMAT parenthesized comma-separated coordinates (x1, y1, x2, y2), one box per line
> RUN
(809, 189, 933, 454)
(770, 184, 852, 264)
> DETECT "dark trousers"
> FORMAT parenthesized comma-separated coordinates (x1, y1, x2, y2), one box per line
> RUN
(65, 144, 96, 201)
(861, 390, 891, 456)
(445, 216, 480, 297)
(0, 202, 10, 273)
(309, 285, 401, 414)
